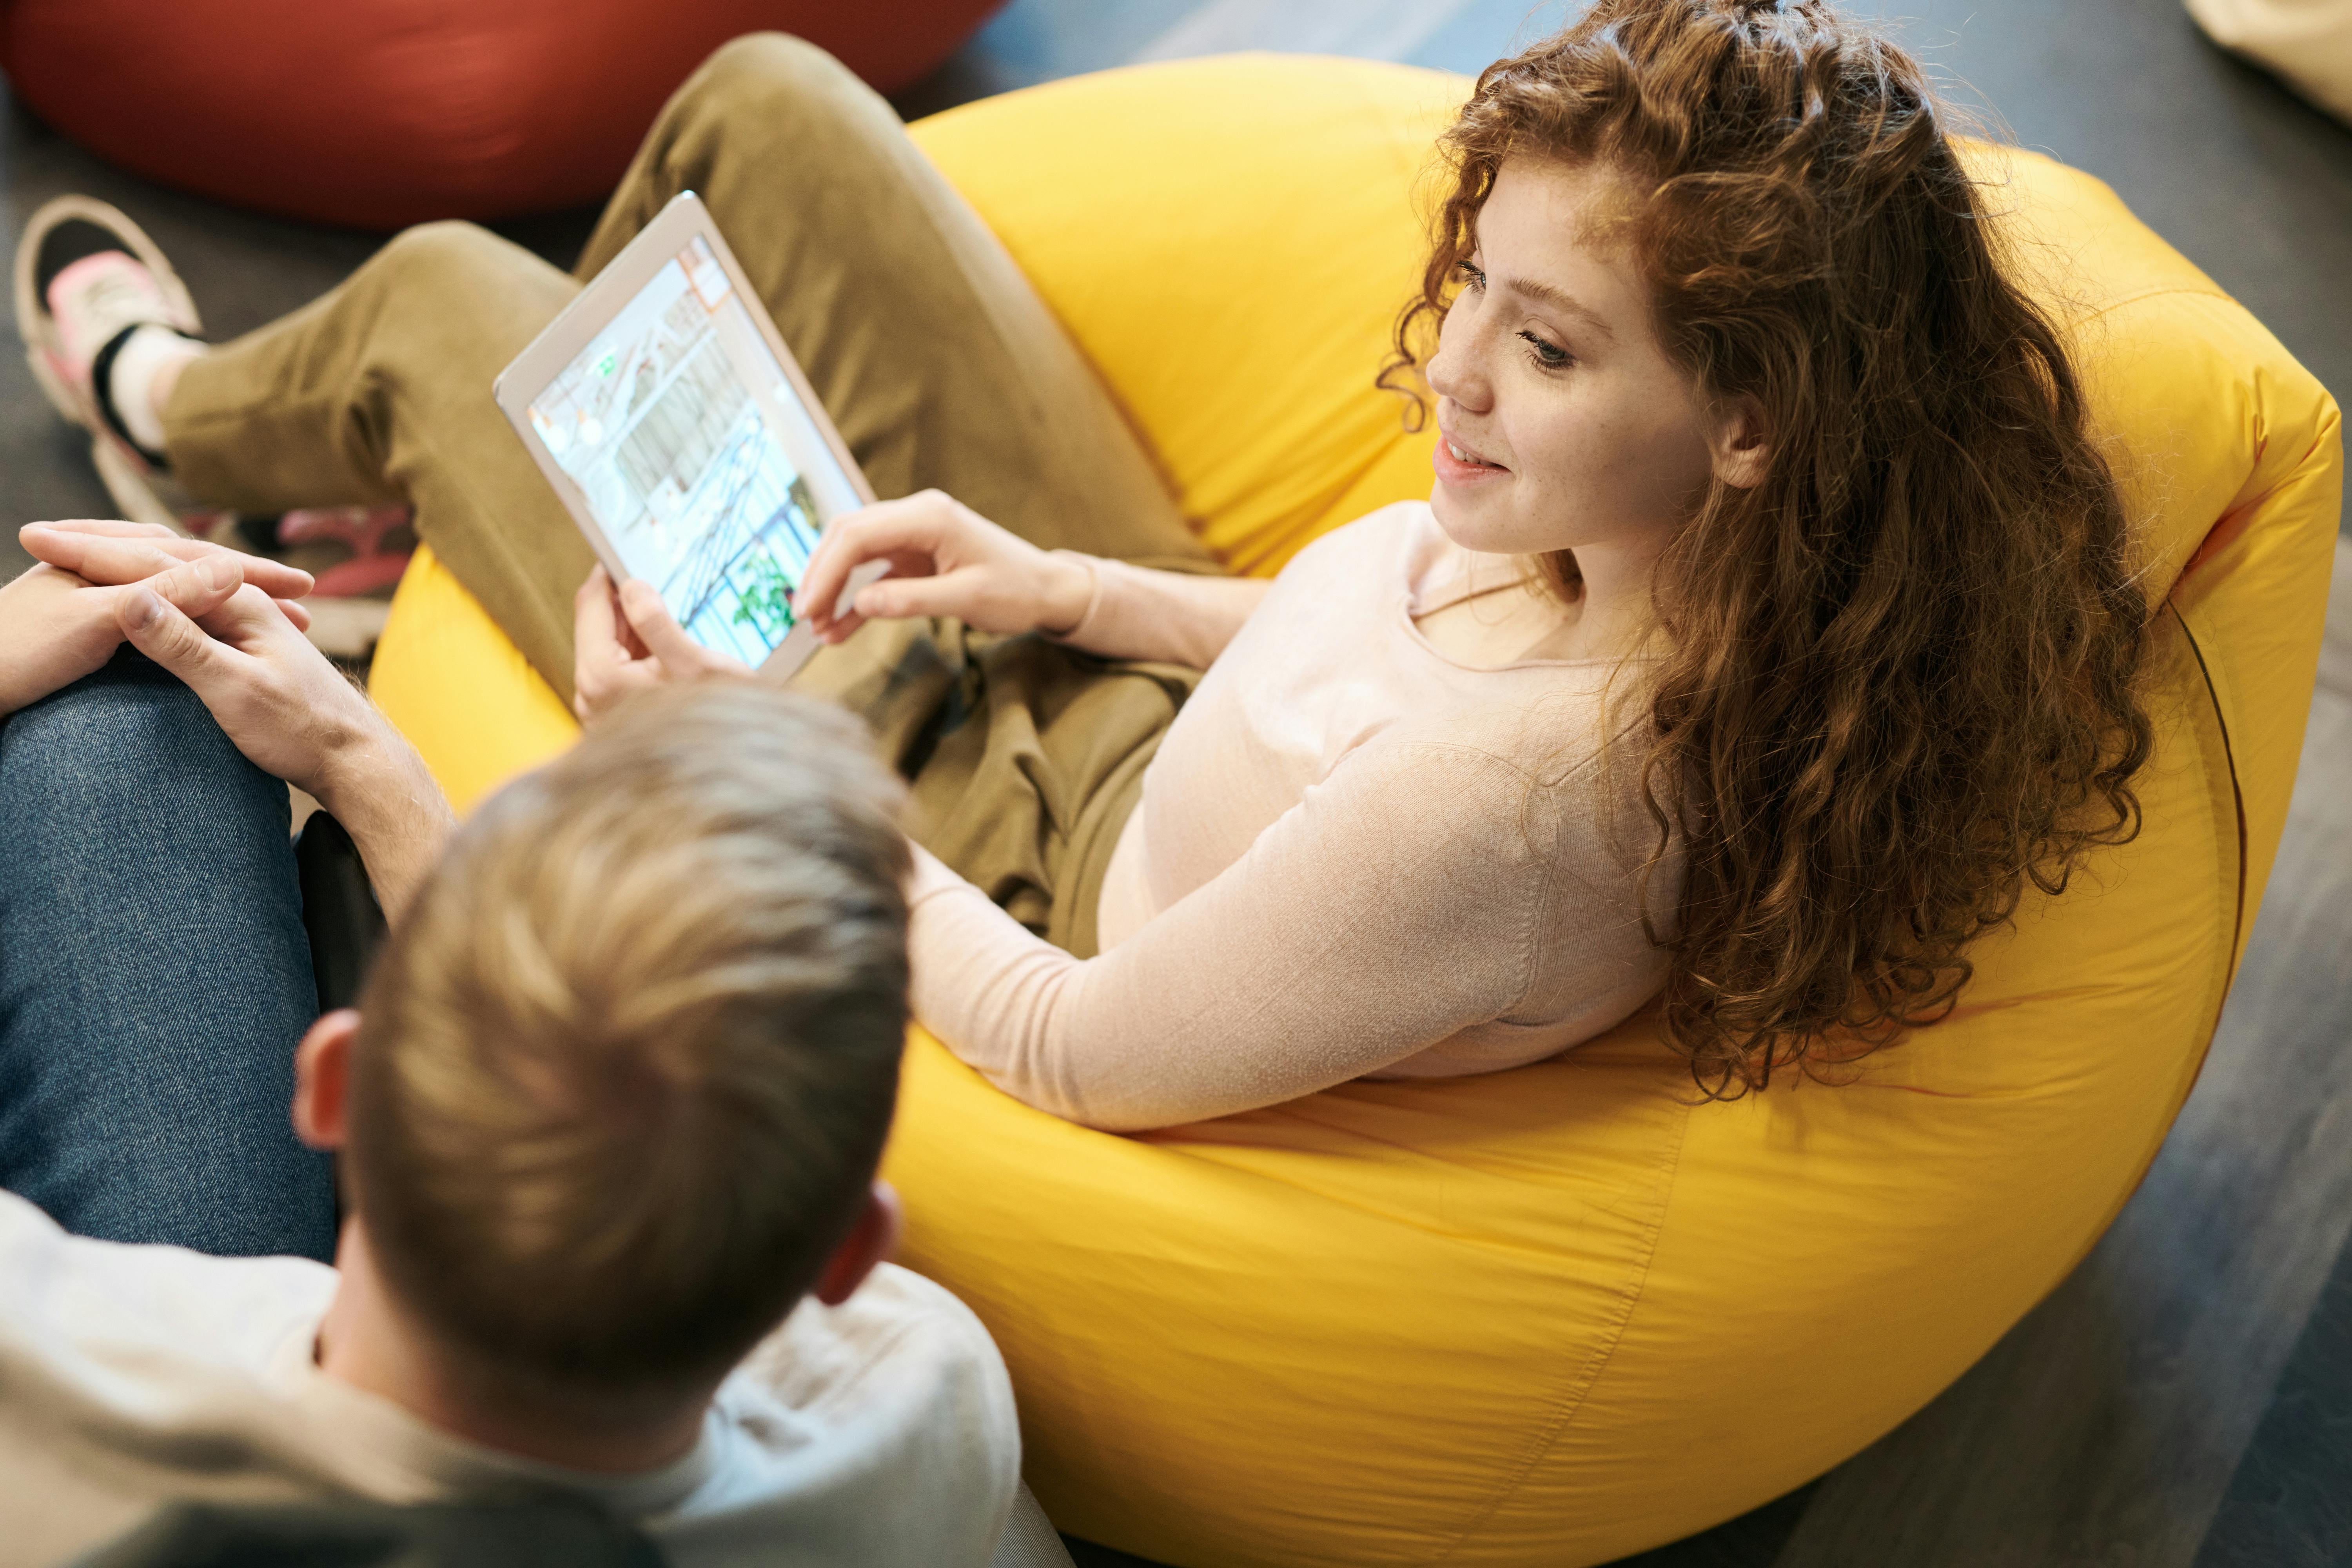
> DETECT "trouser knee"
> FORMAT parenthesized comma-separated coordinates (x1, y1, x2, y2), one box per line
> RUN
(0, 651, 277, 820)
(656, 33, 888, 167)
(340, 220, 570, 381)
(362, 220, 528, 300)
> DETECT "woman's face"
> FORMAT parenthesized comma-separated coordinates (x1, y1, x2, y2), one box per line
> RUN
(1425, 158, 1727, 561)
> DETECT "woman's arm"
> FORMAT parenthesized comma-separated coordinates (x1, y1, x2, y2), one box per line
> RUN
(1053, 555, 1269, 669)
(797, 490, 1264, 670)
(904, 742, 1556, 1130)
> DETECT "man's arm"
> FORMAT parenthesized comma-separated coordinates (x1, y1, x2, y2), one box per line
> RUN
(18, 521, 456, 919)
(113, 583, 457, 921)
(0, 522, 315, 718)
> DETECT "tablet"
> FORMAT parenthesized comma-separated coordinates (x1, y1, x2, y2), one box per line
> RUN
(494, 191, 882, 677)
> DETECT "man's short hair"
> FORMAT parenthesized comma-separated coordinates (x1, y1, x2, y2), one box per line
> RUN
(348, 683, 909, 1404)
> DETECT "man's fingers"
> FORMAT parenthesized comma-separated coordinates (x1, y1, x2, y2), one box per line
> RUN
(24, 518, 175, 541)
(239, 557, 314, 598)
(117, 585, 239, 689)
(189, 582, 310, 656)
(22, 521, 318, 599)
(149, 554, 244, 622)
(276, 599, 314, 634)
(22, 527, 180, 584)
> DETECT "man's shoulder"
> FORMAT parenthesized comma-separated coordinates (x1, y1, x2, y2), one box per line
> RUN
(0, 1191, 341, 1568)
(665, 1263, 1022, 1566)
(0, 1189, 336, 1368)
(729, 1261, 1011, 1412)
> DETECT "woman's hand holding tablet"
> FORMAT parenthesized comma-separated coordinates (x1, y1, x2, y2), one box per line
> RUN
(572, 563, 751, 724)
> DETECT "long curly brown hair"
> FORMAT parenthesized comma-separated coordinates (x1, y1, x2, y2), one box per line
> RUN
(1383, 0, 2154, 1095)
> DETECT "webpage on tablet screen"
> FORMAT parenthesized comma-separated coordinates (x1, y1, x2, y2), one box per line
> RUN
(526, 237, 861, 663)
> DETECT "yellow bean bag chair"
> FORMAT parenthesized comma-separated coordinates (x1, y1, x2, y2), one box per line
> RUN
(370, 55, 2343, 1568)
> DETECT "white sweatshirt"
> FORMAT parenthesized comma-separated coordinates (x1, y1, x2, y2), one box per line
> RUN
(0, 1190, 1030, 1567)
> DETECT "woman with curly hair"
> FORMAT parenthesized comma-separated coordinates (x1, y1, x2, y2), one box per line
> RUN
(25, 0, 2150, 1127)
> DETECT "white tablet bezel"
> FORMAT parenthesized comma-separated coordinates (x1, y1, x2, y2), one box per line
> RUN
(493, 189, 880, 680)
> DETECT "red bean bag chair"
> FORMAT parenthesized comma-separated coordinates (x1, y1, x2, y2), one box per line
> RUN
(0, 0, 1006, 229)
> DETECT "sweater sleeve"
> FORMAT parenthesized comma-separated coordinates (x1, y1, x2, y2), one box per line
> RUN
(1047, 554, 1270, 670)
(903, 742, 1556, 1131)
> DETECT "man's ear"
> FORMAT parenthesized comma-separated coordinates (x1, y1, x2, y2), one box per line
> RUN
(1709, 394, 1770, 490)
(814, 1182, 904, 1307)
(292, 1009, 361, 1152)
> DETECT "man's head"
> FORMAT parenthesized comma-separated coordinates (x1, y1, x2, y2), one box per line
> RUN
(295, 682, 909, 1426)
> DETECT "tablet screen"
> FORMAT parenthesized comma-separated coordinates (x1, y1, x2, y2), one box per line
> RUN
(523, 236, 863, 664)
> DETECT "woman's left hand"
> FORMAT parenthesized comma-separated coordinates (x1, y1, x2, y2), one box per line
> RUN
(572, 564, 750, 724)
(0, 520, 314, 717)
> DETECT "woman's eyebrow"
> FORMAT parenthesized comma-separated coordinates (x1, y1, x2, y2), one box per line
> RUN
(1498, 273, 1615, 342)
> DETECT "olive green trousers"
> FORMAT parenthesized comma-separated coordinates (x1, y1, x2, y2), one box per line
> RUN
(162, 34, 1217, 955)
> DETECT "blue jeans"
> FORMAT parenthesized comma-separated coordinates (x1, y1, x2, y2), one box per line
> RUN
(0, 649, 337, 1261)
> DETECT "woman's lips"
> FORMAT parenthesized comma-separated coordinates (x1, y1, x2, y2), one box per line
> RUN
(1433, 432, 1508, 485)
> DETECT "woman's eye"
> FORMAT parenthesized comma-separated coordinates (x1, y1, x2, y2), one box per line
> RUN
(1519, 329, 1572, 370)
(1456, 260, 1487, 290)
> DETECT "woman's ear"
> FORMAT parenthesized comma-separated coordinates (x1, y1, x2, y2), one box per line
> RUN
(292, 1009, 361, 1151)
(1709, 394, 1770, 490)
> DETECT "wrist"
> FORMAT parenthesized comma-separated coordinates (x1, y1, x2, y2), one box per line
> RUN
(310, 711, 425, 823)
(1040, 552, 1098, 640)
(310, 720, 456, 922)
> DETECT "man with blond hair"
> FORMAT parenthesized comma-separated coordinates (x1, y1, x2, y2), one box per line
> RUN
(0, 520, 1065, 1566)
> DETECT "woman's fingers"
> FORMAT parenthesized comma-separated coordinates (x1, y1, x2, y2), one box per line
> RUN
(574, 566, 747, 721)
(801, 497, 954, 632)
(571, 568, 675, 722)
(850, 569, 985, 624)
(572, 567, 629, 715)
(573, 565, 622, 664)
(617, 578, 747, 674)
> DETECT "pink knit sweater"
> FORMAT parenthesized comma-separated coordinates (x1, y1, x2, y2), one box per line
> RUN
(905, 503, 1679, 1131)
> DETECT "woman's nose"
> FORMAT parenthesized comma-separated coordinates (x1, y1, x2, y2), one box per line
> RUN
(1426, 312, 1492, 414)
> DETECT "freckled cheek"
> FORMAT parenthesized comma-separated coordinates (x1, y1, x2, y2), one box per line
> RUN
(1514, 412, 1623, 510)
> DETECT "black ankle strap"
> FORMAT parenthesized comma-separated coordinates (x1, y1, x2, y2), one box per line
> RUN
(89, 322, 177, 471)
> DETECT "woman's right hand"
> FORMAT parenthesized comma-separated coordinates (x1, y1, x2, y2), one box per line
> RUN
(799, 490, 1094, 646)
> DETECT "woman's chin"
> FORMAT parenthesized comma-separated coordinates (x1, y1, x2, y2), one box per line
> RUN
(1428, 480, 1531, 556)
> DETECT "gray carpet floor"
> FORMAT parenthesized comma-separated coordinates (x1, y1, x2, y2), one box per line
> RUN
(1, 3, 2346, 1566)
